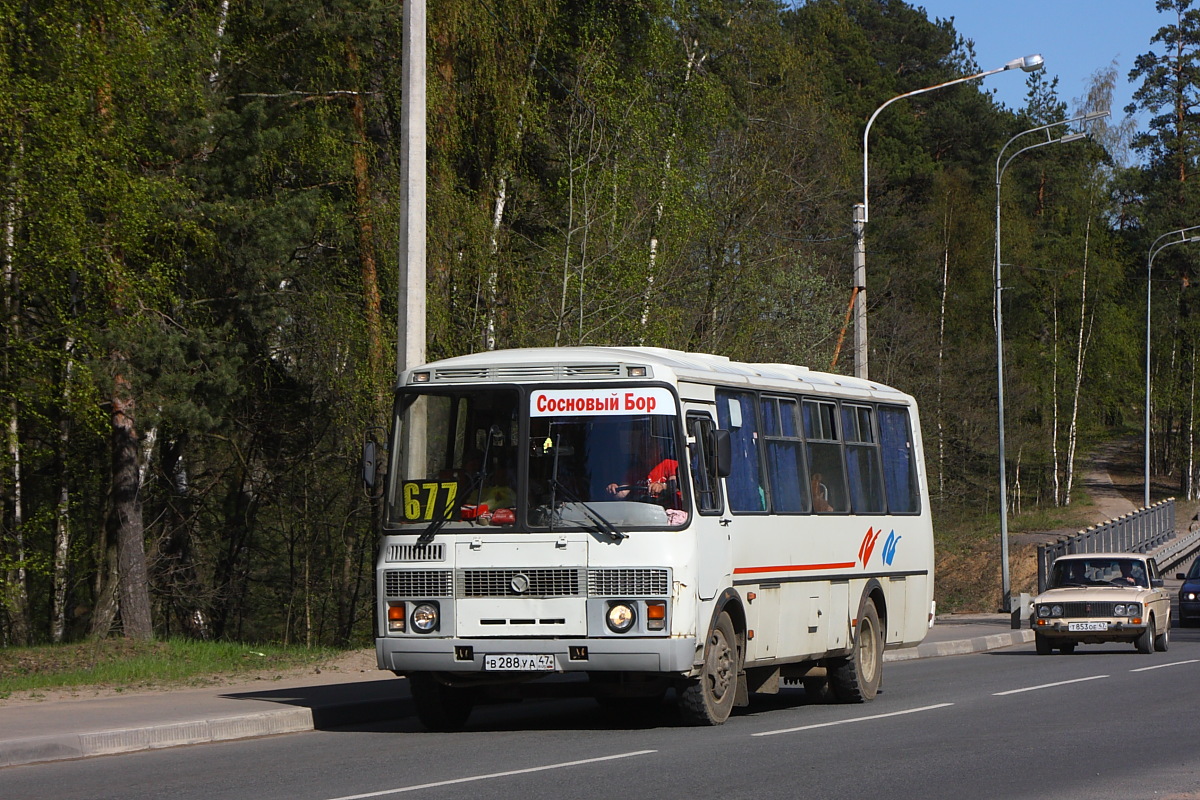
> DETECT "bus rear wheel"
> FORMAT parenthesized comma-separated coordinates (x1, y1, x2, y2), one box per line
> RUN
(829, 598, 882, 703)
(408, 672, 475, 731)
(678, 611, 739, 725)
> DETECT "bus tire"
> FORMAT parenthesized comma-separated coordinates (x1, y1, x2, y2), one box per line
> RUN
(829, 598, 882, 703)
(678, 611, 739, 725)
(408, 672, 474, 731)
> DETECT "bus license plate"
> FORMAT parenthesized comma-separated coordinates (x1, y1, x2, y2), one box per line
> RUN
(1068, 621, 1108, 632)
(484, 654, 557, 672)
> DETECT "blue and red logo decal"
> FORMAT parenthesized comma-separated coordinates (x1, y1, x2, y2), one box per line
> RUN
(859, 527, 901, 567)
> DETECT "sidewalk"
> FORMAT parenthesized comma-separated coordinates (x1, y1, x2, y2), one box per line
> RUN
(0, 614, 1029, 769)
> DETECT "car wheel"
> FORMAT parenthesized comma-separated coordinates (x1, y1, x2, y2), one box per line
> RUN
(1035, 632, 1053, 655)
(1058, 642, 1076, 654)
(1136, 618, 1154, 654)
(1155, 618, 1170, 652)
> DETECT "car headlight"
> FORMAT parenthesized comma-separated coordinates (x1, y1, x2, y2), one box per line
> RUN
(1114, 604, 1126, 616)
(1186, 592, 1197, 601)
(1051, 604, 1063, 617)
(606, 602, 636, 633)
(411, 602, 439, 633)
(1038, 605, 1051, 618)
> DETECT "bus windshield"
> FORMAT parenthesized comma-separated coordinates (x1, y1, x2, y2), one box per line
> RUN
(384, 385, 689, 531)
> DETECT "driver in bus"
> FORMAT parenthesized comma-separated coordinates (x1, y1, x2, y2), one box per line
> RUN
(604, 428, 679, 505)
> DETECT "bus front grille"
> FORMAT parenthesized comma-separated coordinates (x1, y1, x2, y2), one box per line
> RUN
(588, 568, 670, 596)
(458, 568, 585, 597)
(383, 570, 453, 598)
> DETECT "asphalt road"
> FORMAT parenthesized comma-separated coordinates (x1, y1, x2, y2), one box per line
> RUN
(5, 626, 1200, 800)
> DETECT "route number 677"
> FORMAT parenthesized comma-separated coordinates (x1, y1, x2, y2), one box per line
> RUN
(401, 480, 458, 522)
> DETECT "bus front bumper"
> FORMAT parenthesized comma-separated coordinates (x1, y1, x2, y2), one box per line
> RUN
(376, 635, 699, 676)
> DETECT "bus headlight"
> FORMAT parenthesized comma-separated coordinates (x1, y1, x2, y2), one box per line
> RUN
(606, 602, 636, 633)
(411, 602, 439, 633)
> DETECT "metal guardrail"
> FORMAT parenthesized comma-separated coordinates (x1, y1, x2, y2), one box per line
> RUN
(1036, 499, 1180, 592)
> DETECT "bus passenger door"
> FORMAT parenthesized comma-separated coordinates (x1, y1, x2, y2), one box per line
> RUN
(687, 411, 729, 601)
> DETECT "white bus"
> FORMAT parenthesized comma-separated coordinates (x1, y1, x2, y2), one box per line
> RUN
(365, 346, 934, 729)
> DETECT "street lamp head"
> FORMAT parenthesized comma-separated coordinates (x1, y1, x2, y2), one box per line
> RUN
(1057, 132, 1087, 144)
(1006, 54, 1045, 72)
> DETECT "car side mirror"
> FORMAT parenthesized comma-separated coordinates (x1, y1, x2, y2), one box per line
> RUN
(1151, 578, 1164, 589)
(1177, 573, 1187, 581)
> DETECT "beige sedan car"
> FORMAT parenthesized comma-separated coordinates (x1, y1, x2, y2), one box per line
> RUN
(1031, 553, 1171, 655)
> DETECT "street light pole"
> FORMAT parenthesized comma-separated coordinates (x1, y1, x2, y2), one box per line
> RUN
(1145, 227, 1200, 508)
(995, 109, 1109, 612)
(853, 54, 1044, 380)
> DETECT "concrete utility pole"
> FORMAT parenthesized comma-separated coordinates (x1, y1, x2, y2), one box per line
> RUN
(397, 0, 427, 379)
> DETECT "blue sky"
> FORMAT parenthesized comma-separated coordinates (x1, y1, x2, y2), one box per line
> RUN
(915, 0, 1166, 136)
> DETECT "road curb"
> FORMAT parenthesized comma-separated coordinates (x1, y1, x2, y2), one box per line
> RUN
(0, 707, 315, 769)
(884, 629, 1034, 662)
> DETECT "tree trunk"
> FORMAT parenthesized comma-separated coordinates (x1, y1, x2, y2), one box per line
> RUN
(110, 368, 154, 640)
(1064, 213, 1096, 506)
(2, 155, 30, 645)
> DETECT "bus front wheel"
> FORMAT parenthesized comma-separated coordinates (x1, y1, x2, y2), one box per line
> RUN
(678, 611, 739, 725)
(829, 598, 882, 703)
(408, 672, 475, 731)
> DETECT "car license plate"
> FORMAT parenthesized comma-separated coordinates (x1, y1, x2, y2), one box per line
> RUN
(1068, 621, 1108, 632)
(484, 654, 557, 671)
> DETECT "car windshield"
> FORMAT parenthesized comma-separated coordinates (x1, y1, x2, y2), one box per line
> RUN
(1048, 558, 1148, 589)
(1188, 558, 1200, 580)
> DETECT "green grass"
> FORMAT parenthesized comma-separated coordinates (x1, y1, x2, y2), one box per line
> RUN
(0, 638, 341, 697)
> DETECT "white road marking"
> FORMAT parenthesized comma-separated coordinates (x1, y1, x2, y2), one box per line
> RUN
(1130, 658, 1200, 672)
(751, 703, 954, 737)
(320, 750, 657, 800)
(992, 674, 1108, 696)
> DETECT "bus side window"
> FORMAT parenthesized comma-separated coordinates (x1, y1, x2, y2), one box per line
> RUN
(716, 390, 766, 513)
(843, 404, 885, 514)
(802, 399, 848, 514)
(761, 396, 808, 513)
(687, 414, 724, 514)
(878, 406, 920, 514)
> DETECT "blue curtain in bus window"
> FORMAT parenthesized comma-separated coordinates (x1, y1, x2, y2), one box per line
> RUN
(842, 405, 884, 514)
(767, 441, 805, 512)
(879, 406, 919, 513)
(763, 396, 805, 513)
(717, 390, 764, 512)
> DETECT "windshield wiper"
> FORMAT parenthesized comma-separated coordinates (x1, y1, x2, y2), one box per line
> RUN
(417, 425, 504, 546)
(548, 477, 627, 542)
(416, 471, 487, 545)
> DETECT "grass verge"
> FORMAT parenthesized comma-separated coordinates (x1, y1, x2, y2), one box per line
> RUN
(0, 638, 341, 698)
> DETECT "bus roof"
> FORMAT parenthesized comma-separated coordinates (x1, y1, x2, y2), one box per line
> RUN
(400, 346, 913, 402)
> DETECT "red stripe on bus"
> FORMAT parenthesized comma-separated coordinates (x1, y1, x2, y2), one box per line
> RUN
(733, 562, 856, 574)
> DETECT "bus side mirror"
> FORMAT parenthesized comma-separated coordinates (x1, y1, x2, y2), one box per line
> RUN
(362, 440, 378, 489)
(714, 429, 732, 478)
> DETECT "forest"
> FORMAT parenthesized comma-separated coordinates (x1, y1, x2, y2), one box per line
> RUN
(3, 0, 1200, 647)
